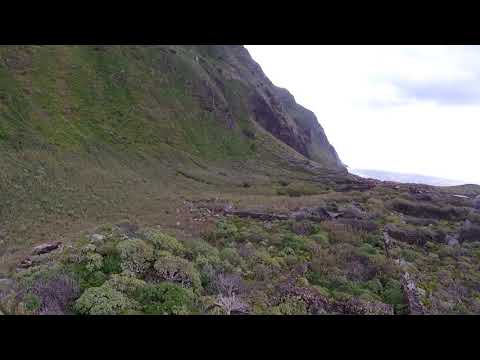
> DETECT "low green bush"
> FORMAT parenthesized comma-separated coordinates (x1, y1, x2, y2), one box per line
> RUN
(153, 252, 202, 292)
(144, 229, 186, 255)
(271, 296, 308, 315)
(117, 239, 154, 276)
(74, 285, 140, 315)
(382, 279, 407, 314)
(101, 253, 122, 274)
(104, 274, 147, 297)
(134, 283, 197, 315)
(281, 234, 311, 254)
(276, 183, 321, 197)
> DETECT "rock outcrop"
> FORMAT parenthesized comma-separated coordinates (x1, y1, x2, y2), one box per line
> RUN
(401, 272, 426, 315)
(32, 241, 62, 256)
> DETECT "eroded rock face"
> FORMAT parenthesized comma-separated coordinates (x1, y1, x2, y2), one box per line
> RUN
(290, 206, 331, 222)
(385, 224, 446, 246)
(228, 46, 344, 169)
(337, 218, 378, 233)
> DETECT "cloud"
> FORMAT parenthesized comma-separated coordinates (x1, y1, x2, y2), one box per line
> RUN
(391, 77, 480, 106)
(245, 45, 480, 184)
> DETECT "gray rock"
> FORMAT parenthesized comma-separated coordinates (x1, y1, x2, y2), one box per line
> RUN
(446, 234, 459, 246)
(340, 204, 367, 219)
(32, 241, 62, 256)
(395, 258, 409, 268)
(18, 257, 33, 269)
(474, 195, 480, 210)
(89, 233, 105, 244)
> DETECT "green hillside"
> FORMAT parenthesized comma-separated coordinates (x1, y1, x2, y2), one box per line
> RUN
(0, 45, 345, 254)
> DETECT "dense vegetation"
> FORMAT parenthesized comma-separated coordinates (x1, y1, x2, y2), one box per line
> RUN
(2, 180, 480, 315)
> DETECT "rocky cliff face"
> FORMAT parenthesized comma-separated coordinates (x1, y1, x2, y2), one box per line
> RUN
(188, 45, 343, 168)
(0, 45, 342, 169)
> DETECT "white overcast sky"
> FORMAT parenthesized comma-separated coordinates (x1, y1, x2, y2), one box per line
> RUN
(245, 45, 480, 185)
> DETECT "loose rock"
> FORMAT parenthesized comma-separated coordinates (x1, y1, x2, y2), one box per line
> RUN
(32, 241, 62, 256)
(89, 234, 105, 244)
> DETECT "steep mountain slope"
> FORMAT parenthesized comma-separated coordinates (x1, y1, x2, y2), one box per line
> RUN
(0, 45, 345, 254)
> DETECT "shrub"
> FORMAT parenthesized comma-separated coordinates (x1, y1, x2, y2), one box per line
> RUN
(153, 253, 202, 292)
(74, 285, 139, 315)
(96, 241, 119, 257)
(117, 239, 154, 275)
(23, 294, 41, 313)
(144, 229, 185, 255)
(134, 283, 197, 315)
(188, 239, 221, 264)
(366, 278, 384, 295)
(84, 253, 104, 272)
(311, 232, 330, 247)
(101, 253, 122, 274)
(276, 183, 321, 197)
(322, 221, 360, 244)
(220, 247, 244, 268)
(236, 225, 267, 244)
(196, 261, 217, 289)
(358, 243, 378, 257)
(104, 274, 147, 297)
(271, 296, 308, 315)
(382, 279, 407, 314)
(291, 221, 316, 236)
(400, 248, 418, 262)
(215, 220, 239, 239)
(281, 234, 311, 254)
(66, 263, 107, 291)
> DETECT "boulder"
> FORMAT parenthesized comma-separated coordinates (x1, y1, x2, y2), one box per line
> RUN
(89, 233, 105, 244)
(339, 204, 368, 219)
(114, 222, 140, 238)
(18, 257, 33, 269)
(445, 234, 459, 246)
(289, 206, 331, 222)
(474, 195, 480, 211)
(32, 241, 62, 255)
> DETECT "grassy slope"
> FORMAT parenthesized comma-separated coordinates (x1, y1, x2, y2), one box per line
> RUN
(0, 45, 339, 255)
